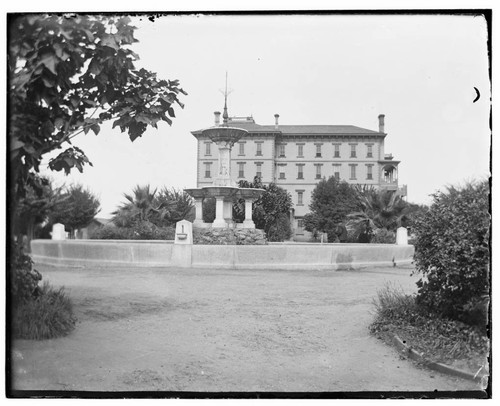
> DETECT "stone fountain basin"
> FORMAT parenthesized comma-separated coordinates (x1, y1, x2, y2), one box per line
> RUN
(202, 126, 249, 144)
(185, 187, 264, 200)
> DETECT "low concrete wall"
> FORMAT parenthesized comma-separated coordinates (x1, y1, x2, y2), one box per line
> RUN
(31, 239, 414, 270)
(31, 240, 175, 268)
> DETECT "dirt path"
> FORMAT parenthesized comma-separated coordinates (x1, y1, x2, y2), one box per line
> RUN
(10, 265, 482, 393)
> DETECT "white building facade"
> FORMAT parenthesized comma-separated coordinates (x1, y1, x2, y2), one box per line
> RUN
(192, 113, 406, 240)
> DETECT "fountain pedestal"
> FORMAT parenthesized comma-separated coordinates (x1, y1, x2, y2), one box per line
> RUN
(185, 124, 264, 229)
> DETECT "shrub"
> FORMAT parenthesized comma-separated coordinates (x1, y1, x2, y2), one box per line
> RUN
(90, 224, 132, 239)
(266, 213, 292, 242)
(12, 282, 76, 340)
(372, 283, 420, 322)
(10, 242, 42, 307)
(90, 222, 175, 240)
(371, 228, 396, 244)
(412, 180, 490, 326)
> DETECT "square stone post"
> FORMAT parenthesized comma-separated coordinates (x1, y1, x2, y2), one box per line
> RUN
(396, 227, 408, 245)
(213, 196, 227, 228)
(193, 198, 204, 227)
(242, 199, 255, 228)
(51, 223, 66, 240)
(223, 199, 235, 228)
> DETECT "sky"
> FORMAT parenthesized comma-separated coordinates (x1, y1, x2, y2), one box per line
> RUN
(38, 12, 491, 218)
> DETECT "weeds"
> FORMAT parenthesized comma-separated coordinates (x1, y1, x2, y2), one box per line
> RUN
(13, 282, 76, 340)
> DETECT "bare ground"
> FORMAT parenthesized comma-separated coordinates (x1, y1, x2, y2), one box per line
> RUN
(9, 265, 485, 393)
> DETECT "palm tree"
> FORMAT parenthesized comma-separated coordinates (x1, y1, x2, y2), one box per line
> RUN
(112, 184, 162, 227)
(153, 187, 194, 226)
(347, 189, 408, 241)
(112, 185, 194, 228)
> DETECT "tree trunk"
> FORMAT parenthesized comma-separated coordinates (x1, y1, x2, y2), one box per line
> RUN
(25, 218, 35, 253)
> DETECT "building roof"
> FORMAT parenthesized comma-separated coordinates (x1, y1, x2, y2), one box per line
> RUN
(277, 125, 383, 135)
(93, 217, 112, 225)
(192, 120, 384, 137)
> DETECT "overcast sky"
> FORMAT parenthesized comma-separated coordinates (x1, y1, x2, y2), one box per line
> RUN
(39, 13, 491, 218)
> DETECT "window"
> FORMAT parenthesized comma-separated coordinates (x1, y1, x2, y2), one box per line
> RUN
(238, 142, 245, 155)
(205, 142, 211, 156)
(297, 219, 304, 228)
(333, 164, 341, 180)
(350, 144, 357, 158)
(278, 144, 286, 157)
(204, 162, 212, 178)
(334, 144, 340, 158)
(255, 162, 262, 178)
(366, 144, 373, 158)
(349, 164, 357, 180)
(315, 164, 322, 179)
(297, 191, 304, 205)
(366, 165, 373, 180)
(256, 142, 263, 156)
(238, 162, 245, 178)
(297, 164, 304, 179)
(315, 144, 322, 158)
(278, 165, 286, 179)
(297, 144, 304, 157)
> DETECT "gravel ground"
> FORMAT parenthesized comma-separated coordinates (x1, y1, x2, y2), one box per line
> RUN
(9, 264, 484, 395)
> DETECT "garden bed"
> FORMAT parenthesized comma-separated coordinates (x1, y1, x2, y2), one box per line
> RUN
(369, 284, 489, 378)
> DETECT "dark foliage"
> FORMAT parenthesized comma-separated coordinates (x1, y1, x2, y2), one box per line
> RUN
(13, 176, 63, 243)
(51, 184, 101, 235)
(152, 187, 194, 226)
(9, 14, 185, 208)
(370, 283, 489, 368)
(90, 222, 175, 240)
(346, 189, 408, 243)
(12, 282, 76, 339)
(235, 177, 293, 242)
(9, 242, 42, 308)
(112, 184, 193, 228)
(412, 180, 490, 327)
(304, 177, 362, 242)
(202, 197, 216, 223)
(370, 228, 396, 244)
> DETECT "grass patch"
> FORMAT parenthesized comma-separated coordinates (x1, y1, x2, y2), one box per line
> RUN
(13, 282, 77, 340)
(370, 283, 489, 372)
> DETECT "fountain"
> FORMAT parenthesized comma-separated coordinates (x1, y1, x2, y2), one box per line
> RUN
(185, 82, 265, 229)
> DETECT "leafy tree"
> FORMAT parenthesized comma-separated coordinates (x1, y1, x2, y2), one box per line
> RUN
(346, 189, 408, 242)
(15, 176, 64, 244)
(234, 176, 293, 242)
(51, 184, 101, 237)
(304, 177, 362, 242)
(8, 14, 186, 215)
(412, 180, 490, 326)
(8, 15, 186, 318)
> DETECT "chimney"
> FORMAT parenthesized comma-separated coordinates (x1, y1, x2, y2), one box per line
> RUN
(274, 113, 280, 129)
(378, 114, 385, 133)
(214, 111, 221, 126)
